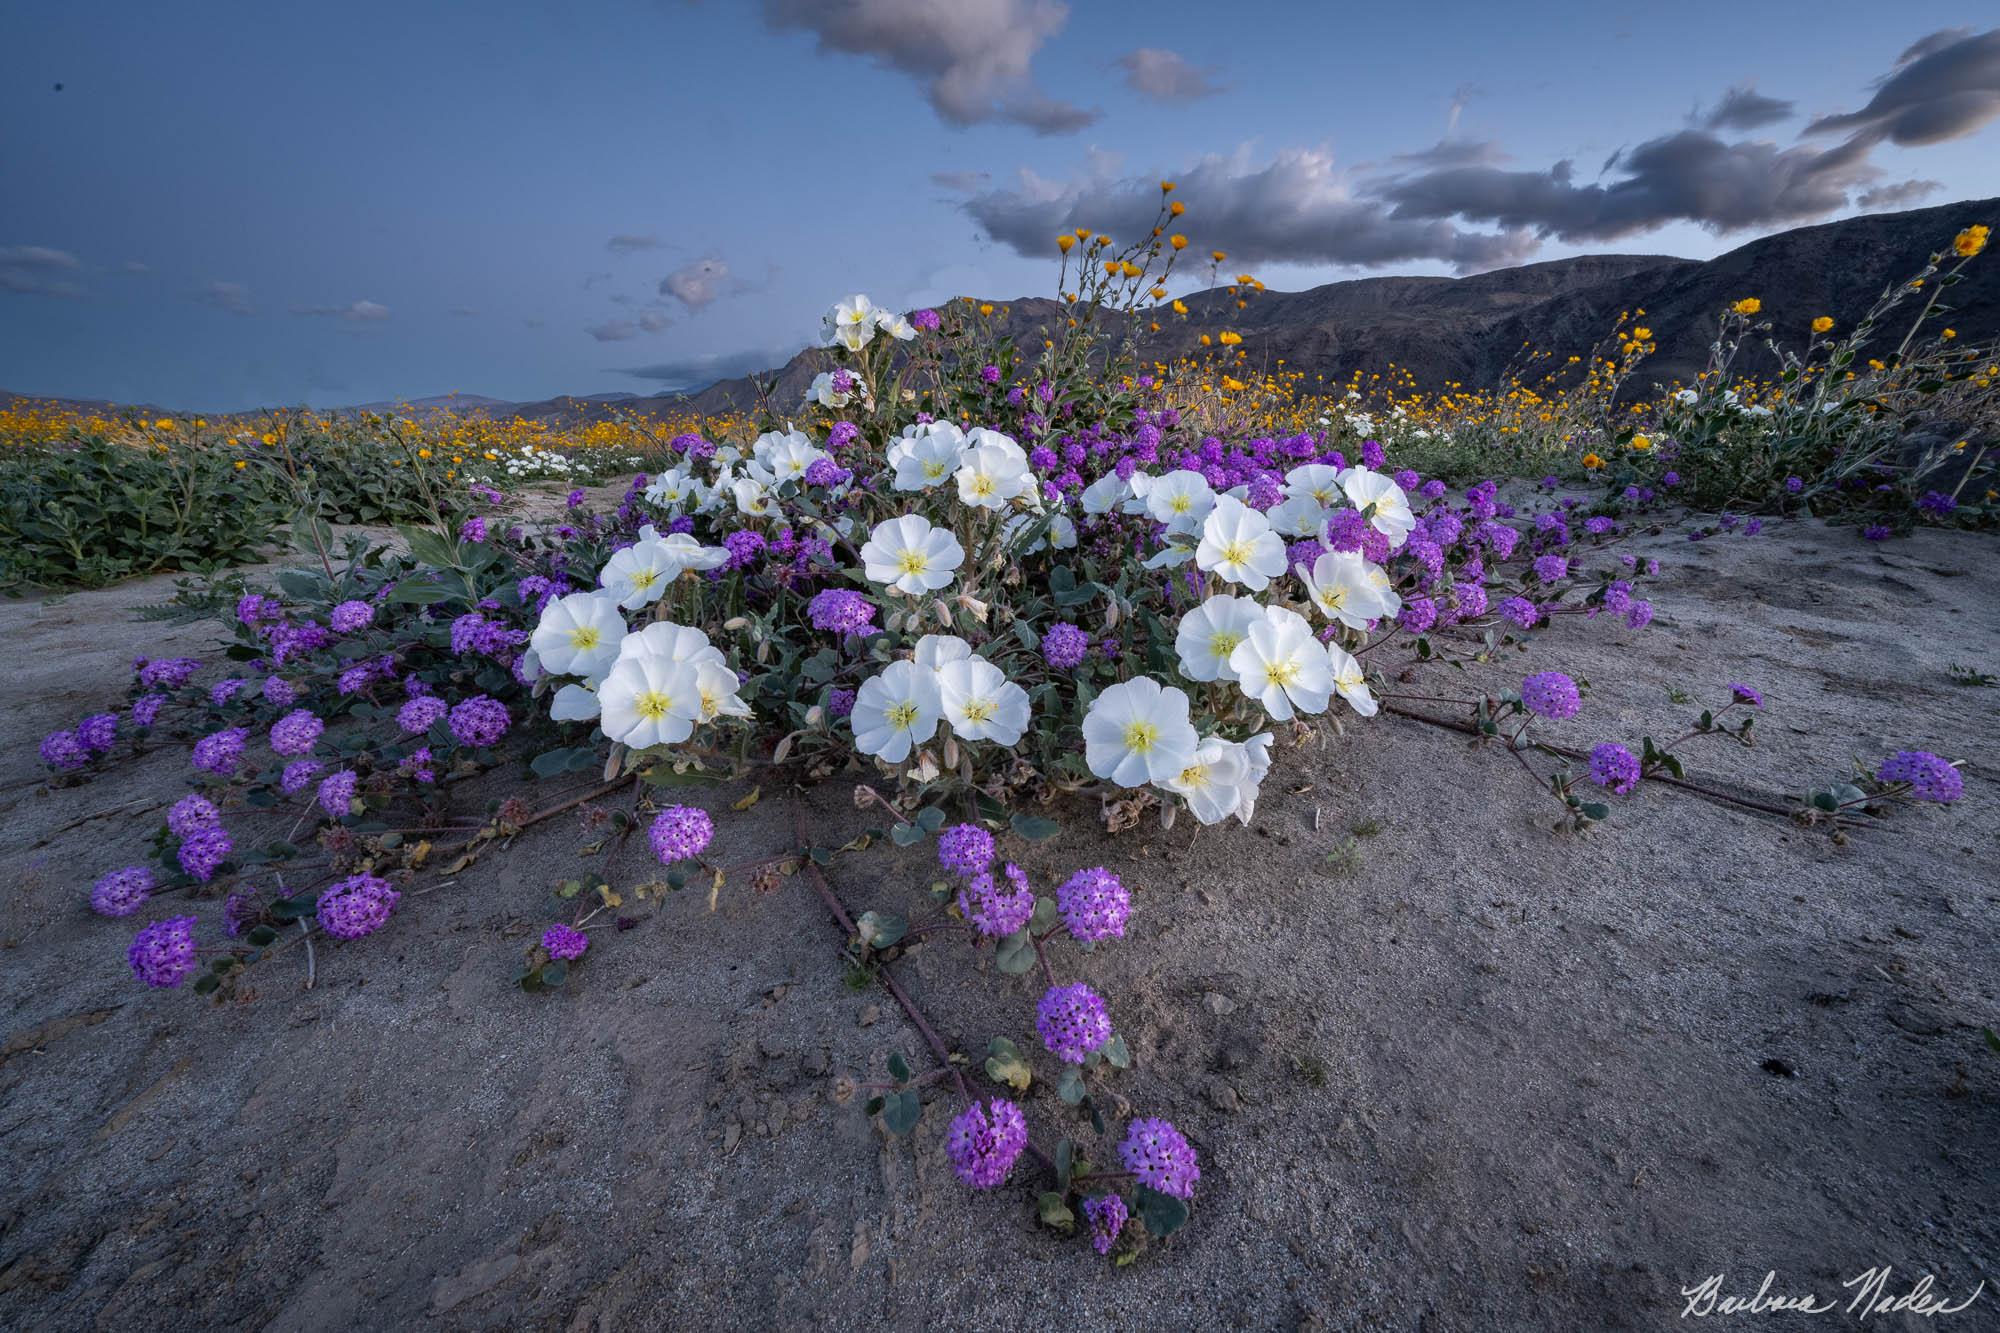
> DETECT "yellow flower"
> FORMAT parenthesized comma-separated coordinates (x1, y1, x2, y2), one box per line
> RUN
(1171, 299, 1188, 315)
(260, 432, 277, 446)
(1169, 201, 1185, 217)
(1954, 225, 1989, 257)
(978, 302, 993, 316)
(1159, 180, 1175, 193)
(1057, 234, 1074, 253)
(1074, 227, 1091, 241)
(1169, 233, 1187, 250)
(1811, 315, 1834, 333)
(1629, 434, 1652, 451)
(1581, 452, 1605, 469)
(1120, 261, 1142, 278)
(153, 417, 173, 429)
(1198, 334, 1212, 346)
(1211, 250, 1227, 263)
(1732, 298, 1761, 316)
(1630, 327, 1650, 340)
(418, 447, 432, 458)
(1218, 331, 1242, 346)
(1943, 328, 1957, 339)
(233, 459, 247, 469)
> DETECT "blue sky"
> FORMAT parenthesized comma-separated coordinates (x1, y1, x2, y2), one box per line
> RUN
(2, 2, 1996, 410)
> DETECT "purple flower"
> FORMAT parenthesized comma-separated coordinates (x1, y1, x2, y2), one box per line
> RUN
(167, 793, 221, 838)
(1917, 490, 1956, 519)
(803, 456, 852, 488)
(1729, 683, 1763, 706)
(460, 515, 488, 543)
(542, 923, 590, 961)
(132, 694, 166, 728)
(1042, 622, 1090, 670)
(1588, 742, 1641, 795)
(316, 873, 401, 940)
(957, 865, 1034, 937)
(137, 657, 203, 690)
(236, 593, 284, 626)
(1084, 1194, 1129, 1255)
(128, 916, 200, 988)
(1057, 867, 1129, 944)
(223, 887, 262, 937)
(1624, 600, 1654, 629)
(911, 307, 941, 331)
(649, 805, 714, 863)
(76, 712, 119, 753)
(448, 695, 510, 747)
(1532, 554, 1569, 583)
(329, 599, 375, 633)
(1397, 597, 1437, 635)
(1452, 583, 1488, 620)
(1784, 475, 1804, 494)
(280, 759, 323, 795)
(260, 676, 298, 709)
(1584, 516, 1615, 536)
(1120, 1117, 1200, 1200)
(1036, 982, 1113, 1063)
(1498, 596, 1540, 630)
(399, 747, 438, 784)
(91, 866, 154, 918)
(944, 1098, 1029, 1189)
(827, 687, 856, 720)
(808, 588, 877, 635)
(936, 823, 994, 880)
(39, 730, 87, 771)
(269, 709, 324, 757)
(176, 825, 232, 883)
(1521, 671, 1581, 721)
(191, 726, 248, 776)
(209, 678, 247, 708)
(566, 487, 585, 507)
(398, 695, 449, 735)
(317, 769, 358, 819)
(979, 363, 1002, 385)
(1876, 751, 1962, 803)
(1862, 524, 1892, 542)
(722, 529, 767, 570)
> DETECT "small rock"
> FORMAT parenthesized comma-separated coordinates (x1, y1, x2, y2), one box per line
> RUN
(859, 1005, 880, 1028)
(1207, 1078, 1241, 1113)
(722, 1120, 742, 1152)
(1204, 992, 1237, 1016)
(803, 1048, 830, 1076)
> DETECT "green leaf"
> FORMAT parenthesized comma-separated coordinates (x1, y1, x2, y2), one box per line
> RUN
(985, 1036, 1033, 1091)
(856, 911, 907, 949)
(1037, 1191, 1076, 1231)
(538, 959, 569, 987)
(994, 928, 1037, 975)
(1029, 895, 1060, 934)
(887, 1051, 912, 1083)
(1009, 813, 1060, 842)
(1136, 1185, 1189, 1238)
(192, 973, 220, 995)
(245, 924, 279, 947)
(1057, 1065, 1086, 1106)
(1100, 1034, 1131, 1069)
(530, 747, 578, 779)
(1580, 802, 1611, 821)
(881, 1089, 922, 1135)
(1985, 1027, 2000, 1055)
(1055, 1138, 1074, 1193)
(915, 806, 947, 832)
(889, 822, 927, 847)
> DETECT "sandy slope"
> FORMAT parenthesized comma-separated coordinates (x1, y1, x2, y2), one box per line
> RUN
(0, 510, 1994, 1331)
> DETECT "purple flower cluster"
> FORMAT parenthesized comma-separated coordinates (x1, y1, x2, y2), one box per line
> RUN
(280, 759, 323, 795)
(936, 822, 994, 880)
(1876, 751, 1962, 803)
(944, 1098, 1029, 1189)
(1588, 742, 1641, 795)
(269, 709, 324, 757)
(1084, 1193, 1128, 1255)
(76, 712, 119, 753)
(1521, 671, 1581, 721)
(958, 865, 1034, 937)
(542, 923, 590, 961)
(236, 593, 284, 626)
(131, 694, 166, 727)
(649, 805, 714, 863)
(329, 599, 375, 633)
(1056, 867, 1129, 944)
(167, 793, 221, 838)
(91, 866, 154, 917)
(176, 825, 233, 882)
(827, 687, 856, 720)
(399, 747, 438, 784)
(318, 768, 358, 818)
(448, 695, 510, 747)
(1036, 982, 1113, 1063)
(316, 873, 401, 939)
(398, 695, 449, 735)
(1499, 596, 1540, 629)
(261, 676, 298, 709)
(1120, 1117, 1200, 1200)
(808, 588, 877, 635)
(128, 916, 200, 988)
(39, 730, 87, 771)
(137, 657, 203, 690)
(1042, 622, 1090, 670)
(1728, 682, 1763, 706)
(191, 726, 248, 776)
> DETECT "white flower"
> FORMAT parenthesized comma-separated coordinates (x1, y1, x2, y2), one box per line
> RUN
(936, 657, 1030, 745)
(1048, 513, 1078, 549)
(1228, 606, 1332, 721)
(754, 430, 828, 483)
(654, 532, 730, 574)
(1338, 467, 1415, 548)
(597, 654, 701, 749)
(1235, 732, 1273, 823)
(599, 541, 679, 611)
(1164, 736, 1251, 825)
(1674, 388, 1699, 405)
(806, 370, 869, 409)
(1299, 549, 1394, 629)
(529, 592, 627, 679)
(913, 634, 972, 670)
(822, 294, 878, 351)
(550, 683, 601, 722)
(860, 514, 964, 595)
(851, 659, 943, 763)
(873, 308, 917, 340)
(617, 621, 726, 671)
(644, 469, 708, 513)
(1195, 495, 1288, 591)
(1326, 643, 1378, 717)
(1267, 493, 1328, 538)
(955, 433, 1034, 510)
(1082, 677, 1198, 787)
(732, 476, 774, 517)
(1145, 469, 1216, 534)
(1174, 594, 1264, 683)
(693, 661, 753, 723)
(1283, 463, 1345, 508)
(888, 424, 969, 491)
(1080, 470, 1132, 515)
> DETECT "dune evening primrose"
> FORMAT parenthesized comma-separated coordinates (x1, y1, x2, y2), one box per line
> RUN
(1082, 677, 1198, 786)
(1230, 608, 1332, 721)
(852, 659, 944, 763)
(859, 515, 964, 595)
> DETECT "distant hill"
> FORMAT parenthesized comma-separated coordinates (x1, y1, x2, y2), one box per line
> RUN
(10, 197, 1994, 426)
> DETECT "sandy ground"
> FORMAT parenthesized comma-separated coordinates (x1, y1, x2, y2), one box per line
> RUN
(0, 507, 1995, 1332)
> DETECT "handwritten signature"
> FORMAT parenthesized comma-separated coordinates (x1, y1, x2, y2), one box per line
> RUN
(1682, 1269, 1985, 1319)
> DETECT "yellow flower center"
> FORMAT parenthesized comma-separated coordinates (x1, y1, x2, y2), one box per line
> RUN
(634, 689, 676, 721)
(895, 549, 929, 577)
(628, 568, 657, 590)
(568, 626, 601, 651)
(1178, 762, 1209, 788)
(1264, 658, 1299, 687)
(887, 701, 920, 730)
(1209, 629, 1245, 659)
(961, 698, 995, 724)
(1122, 720, 1158, 754)
(1168, 494, 1191, 515)
(969, 474, 995, 498)
(1217, 539, 1252, 567)
(923, 460, 950, 479)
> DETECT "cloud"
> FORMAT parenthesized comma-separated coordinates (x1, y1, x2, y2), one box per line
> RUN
(0, 244, 83, 297)
(608, 233, 664, 254)
(964, 146, 1540, 271)
(1116, 48, 1223, 103)
(121, 260, 150, 275)
(614, 344, 793, 391)
(449, 305, 479, 317)
(1805, 28, 2000, 146)
(1388, 138, 1508, 170)
(660, 256, 731, 310)
(762, 0, 1097, 134)
(198, 280, 256, 316)
(588, 320, 642, 342)
(295, 299, 391, 322)
(1857, 179, 1942, 208)
(931, 169, 991, 193)
(1699, 85, 1795, 131)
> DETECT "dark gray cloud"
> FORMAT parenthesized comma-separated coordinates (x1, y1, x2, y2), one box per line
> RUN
(614, 344, 793, 391)
(608, 234, 663, 254)
(1700, 85, 1795, 130)
(1858, 179, 1942, 208)
(0, 245, 83, 297)
(931, 169, 991, 193)
(587, 309, 672, 341)
(660, 256, 730, 310)
(1116, 48, 1223, 103)
(197, 281, 256, 316)
(1805, 28, 2000, 146)
(1388, 138, 1508, 170)
(762, 0, 1097, 134)
(965, 148, 1539, 271)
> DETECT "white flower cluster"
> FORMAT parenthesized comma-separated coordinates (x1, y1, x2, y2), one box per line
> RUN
(818, 294, 916, 352)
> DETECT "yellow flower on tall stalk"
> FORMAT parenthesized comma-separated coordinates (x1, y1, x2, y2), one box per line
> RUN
(1955, 225, 1989, 257)
(1629, 434, 1652, 451)
(1056, 234, 1074, 253)
(1581, 452, 1605, 469)
(1812, 315, 1834, 333)
(1732, 298, 1761, 316)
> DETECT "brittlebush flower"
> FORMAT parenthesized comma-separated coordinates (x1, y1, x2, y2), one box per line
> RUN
(1211, 250, 1227, 262)
(1581, 452, 1605, 469)
(1057, 234, 1074, 253)
(1954, 225, 1988, 257)
(1218, 331, 1242, 346)
(1629, 434, 1652, 451)
(1812, 315, 1834, 333)
(1159, 180, 1175, 193)
(1169, 233, 1187, 250)
(1732, 298, 1761, 316)
(1169, 201, 1185, 217)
